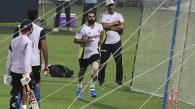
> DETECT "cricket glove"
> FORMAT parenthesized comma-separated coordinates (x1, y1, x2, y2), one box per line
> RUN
(3, 74, 12, 85)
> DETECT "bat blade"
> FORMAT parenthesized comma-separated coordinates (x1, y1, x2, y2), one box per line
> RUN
(26, 90, 40, 109)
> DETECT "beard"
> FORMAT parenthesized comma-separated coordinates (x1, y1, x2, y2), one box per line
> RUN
(88, 19, 95, 25)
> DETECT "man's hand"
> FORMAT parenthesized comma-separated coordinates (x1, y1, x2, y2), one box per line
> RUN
(4, 74, 12, 85)
(43, 65, 49, 76)
(83, 37, 95, 43)
(113, 20, 121, 26)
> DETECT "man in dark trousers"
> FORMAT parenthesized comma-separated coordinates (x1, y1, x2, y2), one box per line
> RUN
(81, 0, 97, 25)
(53, 0, 72, 32)
(13, 9, 49, 109)
(98, 0, 125, 86)
(4, 19, 33, 109)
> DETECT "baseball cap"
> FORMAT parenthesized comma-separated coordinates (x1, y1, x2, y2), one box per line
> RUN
(106, 0, 115, 6)
(20, 19, 32, 30)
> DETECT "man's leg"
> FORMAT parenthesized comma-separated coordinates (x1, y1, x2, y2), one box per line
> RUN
(54, 1, 63, 28)
(21, 89, 27, 109)
(91, 4, 97, 15)
(90, 60, 99, 97)
(98, 44, 111, 85)
(112, 41, 123, 85)
(15, 93, 21, 109)
(16, 88, 27, 109)
(76, 59, 88, 99)
(91, 61, 99, 83)
(77, 69, 86, 89)
(64, 1, 71, 28)
(10, 73, 23, 109)
(81, 3, 89, 25)
(76, 69, 86, 99)
(31, 66, 41, 107)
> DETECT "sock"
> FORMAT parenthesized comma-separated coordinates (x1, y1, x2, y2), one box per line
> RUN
(34, 84, 40, 106)
(90, 81, 96, 89)
(22, 105, 27, 109)
(78, 82, 82, 89)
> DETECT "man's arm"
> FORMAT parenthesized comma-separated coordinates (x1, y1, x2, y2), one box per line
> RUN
(111, 22, 125, 31)
(40, 40, 48, 67)
(40, 30, 49, 72)
(74, 27, 94, 44)
(101, 21, 121, 30)
(74, 37, 94, 44)
(6, 45, 12, 74)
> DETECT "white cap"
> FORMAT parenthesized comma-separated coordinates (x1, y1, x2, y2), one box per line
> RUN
(106, 0, 115, 6)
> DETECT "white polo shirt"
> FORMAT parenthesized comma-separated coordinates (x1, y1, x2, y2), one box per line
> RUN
(6, 35, 32, 75)
(100, 12, 124, 44)
(75, 22, 103, 59)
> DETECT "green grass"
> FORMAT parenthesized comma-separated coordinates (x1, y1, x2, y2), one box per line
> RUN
(0, 6, 163, 109)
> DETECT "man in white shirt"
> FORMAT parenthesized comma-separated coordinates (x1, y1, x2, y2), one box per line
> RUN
(13, 9, 49, 109)
(4, 19, 33, 109)
(74, 11, 104, 99)
(53, 0, 72, 32)
(98, 0, 125, 86)
(81, 0, 97, 25)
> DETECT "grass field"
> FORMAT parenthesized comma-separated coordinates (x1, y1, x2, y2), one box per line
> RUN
(0, 5, 162, 109)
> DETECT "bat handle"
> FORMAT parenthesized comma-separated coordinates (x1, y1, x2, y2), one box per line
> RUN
(22, 74, 31, 91)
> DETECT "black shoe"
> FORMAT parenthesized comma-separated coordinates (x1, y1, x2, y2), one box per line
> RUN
(116, 81, 122, 86)
(99, 82, 104, 86)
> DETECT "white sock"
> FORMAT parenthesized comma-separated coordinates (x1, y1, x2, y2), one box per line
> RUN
(90, 81, 96, 89)
(78, 82, 82, 89)
(22, 105, 27, 109)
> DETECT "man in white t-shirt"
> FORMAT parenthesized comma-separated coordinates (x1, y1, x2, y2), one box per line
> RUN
(13, 9, 49, 109)
(4, 19, 33, 109)
(98, 0, 125, 86)
(74, 11, 104, 99)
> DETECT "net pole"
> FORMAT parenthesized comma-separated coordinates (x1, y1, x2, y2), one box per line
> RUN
(162, 0, 182, 108)
(41, 0, 46, 26)
(129, 0, 144, 89)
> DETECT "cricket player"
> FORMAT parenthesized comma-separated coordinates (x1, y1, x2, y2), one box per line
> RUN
(4, 19, 33, 109)
(98, 0, 125, 86)
(74, 11, 104, 99)
(13, 9, 49, 109)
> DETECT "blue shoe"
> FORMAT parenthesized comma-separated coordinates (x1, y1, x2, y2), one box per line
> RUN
(76, 88, 83, 99)
(89, 89, 96, 97)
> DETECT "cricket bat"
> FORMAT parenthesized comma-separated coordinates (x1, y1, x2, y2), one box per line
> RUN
(22, 75, 40, 109)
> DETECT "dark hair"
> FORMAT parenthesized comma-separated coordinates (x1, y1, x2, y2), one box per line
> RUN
(85, 10, 96, 17)
(27, 9, 38, 21)
(20, 19, 33, 33)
